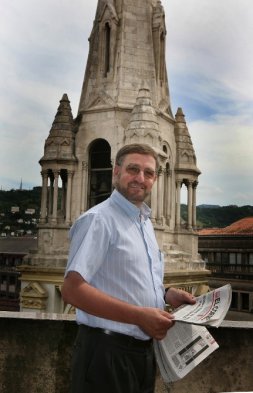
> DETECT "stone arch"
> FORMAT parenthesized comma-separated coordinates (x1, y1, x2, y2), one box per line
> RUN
(87, 139, 112, 208)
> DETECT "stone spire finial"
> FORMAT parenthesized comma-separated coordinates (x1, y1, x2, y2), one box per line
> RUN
(40, 94, 76, 162)
(175, 107, 186, 123)
(174, 107, 201, 174)
(125, 87, 160, 146)
(50, 94, 74, 134)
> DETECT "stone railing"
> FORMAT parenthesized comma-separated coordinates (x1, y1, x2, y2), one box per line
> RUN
(0, 312, 253, 393)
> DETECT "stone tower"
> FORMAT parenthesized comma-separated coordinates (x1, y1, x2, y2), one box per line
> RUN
(20, 0, 208, 313)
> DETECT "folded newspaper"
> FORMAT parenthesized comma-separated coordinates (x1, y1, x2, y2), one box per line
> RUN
(154, 284, 232, 383)
(172, 284, 232, 327)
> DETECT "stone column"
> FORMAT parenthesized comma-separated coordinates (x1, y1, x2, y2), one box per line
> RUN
(164, 167, 171, 224)
(175, 180, 182, 229)
(48, 174, 54, 219)
(151, 181, 158, 224)
(66, 170, 74, 224)
(187, 180, 193, 230)
(192, 181, 198, 229)
(81, 161, 88, 214)
(61, 178, 66, 214)
(40, 171, 48, 224)
(157, 167, 164, 224)
(52, 170, 59, 223)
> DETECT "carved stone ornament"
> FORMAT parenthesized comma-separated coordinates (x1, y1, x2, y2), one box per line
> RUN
(21, 282, 48, 310)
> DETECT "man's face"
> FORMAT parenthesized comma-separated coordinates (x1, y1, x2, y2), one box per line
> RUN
(113, 153, 157, 207)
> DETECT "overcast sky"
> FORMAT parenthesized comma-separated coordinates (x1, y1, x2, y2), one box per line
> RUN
(0, 0, 252, 206)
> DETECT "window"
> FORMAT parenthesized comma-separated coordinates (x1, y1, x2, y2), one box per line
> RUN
(221, 252, 229, 263)
(104, 23, 111, 77)
(229, 253, 236, 264)
(237, 253, 242, 264)
(0, 275, 7, 292)
(241, 292, 249, 311)
(9, 275, 16, 294)
(231, 291, 238, 310)
(88, 140, 112, 208)
(159, 32, 165, 83)
(215, 252, 221, 263)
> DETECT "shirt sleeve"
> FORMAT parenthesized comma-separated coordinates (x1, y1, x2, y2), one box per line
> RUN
(65, 212, 110, 282)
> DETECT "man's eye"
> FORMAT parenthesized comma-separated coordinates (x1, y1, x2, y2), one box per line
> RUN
(144, 170, 155, 179)
(127, 166, 140, 175)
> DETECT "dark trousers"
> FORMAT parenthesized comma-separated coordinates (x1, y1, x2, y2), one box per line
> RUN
(71, 325, 156, 393)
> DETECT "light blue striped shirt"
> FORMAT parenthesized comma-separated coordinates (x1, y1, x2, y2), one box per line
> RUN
(65, 189, 165, 340)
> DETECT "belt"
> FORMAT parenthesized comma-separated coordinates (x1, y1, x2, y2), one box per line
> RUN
(79, 324, 153, 349)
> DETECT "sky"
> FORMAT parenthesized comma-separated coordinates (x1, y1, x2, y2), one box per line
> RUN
(0, 0, 252, 206)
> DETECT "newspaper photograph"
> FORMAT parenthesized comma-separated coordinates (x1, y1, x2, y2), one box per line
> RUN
(172, 284, 232, 327)
(154, 323, 219, 383)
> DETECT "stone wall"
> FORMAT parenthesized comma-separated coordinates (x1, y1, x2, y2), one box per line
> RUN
(0, 312, 253, 393)
(0, 312, 76, 393)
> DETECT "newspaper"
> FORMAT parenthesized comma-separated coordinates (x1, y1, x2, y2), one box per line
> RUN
(155, 285, 232, 383)
(172, 284, 232, 327)
(154, 323, 219, 383)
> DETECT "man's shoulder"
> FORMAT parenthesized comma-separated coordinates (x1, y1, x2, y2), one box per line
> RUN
(70, 198, 115, 237)
(77, 197, 118, 223)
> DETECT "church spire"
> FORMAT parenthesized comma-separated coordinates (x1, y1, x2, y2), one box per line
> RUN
(78, 0, 172, 117)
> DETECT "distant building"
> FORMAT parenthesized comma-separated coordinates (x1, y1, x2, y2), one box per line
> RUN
(25, 209, 36, 215)
(0, 237, 37, 311)
(11, 207, 19, 213)
(198, 217, 253, 319)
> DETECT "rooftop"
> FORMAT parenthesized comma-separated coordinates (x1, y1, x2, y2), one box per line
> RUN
(198, 216, 253, 236)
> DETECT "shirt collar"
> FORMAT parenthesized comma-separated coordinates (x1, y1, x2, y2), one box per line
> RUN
(110, 189, 151, 221)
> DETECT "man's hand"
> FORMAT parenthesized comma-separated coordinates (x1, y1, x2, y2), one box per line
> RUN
(136, 307, 175, 341)
(165, 287, 196, 309)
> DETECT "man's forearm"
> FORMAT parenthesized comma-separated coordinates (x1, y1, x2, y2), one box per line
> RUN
(62, 271, 142, 325)
(62, 271, 174, 340)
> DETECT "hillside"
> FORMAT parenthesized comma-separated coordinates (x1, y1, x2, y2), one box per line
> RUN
(0, 188, 41, 212)
(1, 188, 253, 232)
(0, 188, 41, 236)
(181, 204, 253, 228)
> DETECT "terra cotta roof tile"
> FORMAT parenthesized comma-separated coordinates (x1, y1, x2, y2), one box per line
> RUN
(198, 217, 253, 235)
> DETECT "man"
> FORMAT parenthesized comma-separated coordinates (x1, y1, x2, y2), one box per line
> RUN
(62, 143, 195, 393)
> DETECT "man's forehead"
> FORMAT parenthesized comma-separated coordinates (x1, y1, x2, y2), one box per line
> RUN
(123, 153, 156, 167)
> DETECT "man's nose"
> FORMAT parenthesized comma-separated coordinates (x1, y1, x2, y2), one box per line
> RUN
(135, 170, 145, 182)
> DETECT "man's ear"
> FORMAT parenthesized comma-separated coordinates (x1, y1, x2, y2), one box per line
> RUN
(113, 165, 120, 176)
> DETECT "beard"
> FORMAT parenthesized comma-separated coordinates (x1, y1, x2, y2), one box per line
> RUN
(114, 179, 149, 206)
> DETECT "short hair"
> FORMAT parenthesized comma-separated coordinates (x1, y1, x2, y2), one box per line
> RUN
(115, 144, 159, 169)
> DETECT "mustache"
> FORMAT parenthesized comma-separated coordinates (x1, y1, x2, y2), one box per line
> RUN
(128, 181, 145, 189)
